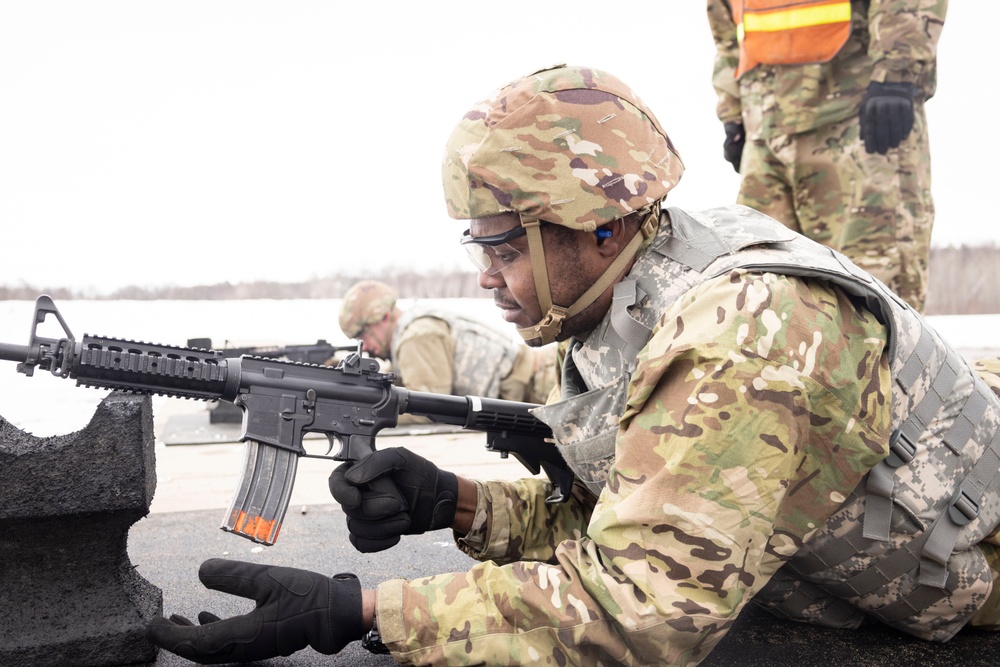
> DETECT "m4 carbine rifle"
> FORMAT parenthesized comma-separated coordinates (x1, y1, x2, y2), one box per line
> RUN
(0, 296, 573, 545)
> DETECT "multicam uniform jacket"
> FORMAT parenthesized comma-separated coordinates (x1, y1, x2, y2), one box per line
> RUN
(375, 206, 1000, 665)
(706, 0, 948, 311)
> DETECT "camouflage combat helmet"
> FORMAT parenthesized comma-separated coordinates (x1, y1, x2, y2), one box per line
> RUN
(338, 280, 398, 339)
(442, 64, 685, 344)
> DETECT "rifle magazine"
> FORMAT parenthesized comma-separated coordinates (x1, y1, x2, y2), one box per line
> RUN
(221, 439, 298, 545)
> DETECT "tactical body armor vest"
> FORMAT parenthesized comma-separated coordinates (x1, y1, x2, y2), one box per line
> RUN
(532, 205, 1000, 641)
(391, 308, 520, 399)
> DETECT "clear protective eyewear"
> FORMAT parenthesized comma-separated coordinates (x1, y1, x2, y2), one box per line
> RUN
(460, 225, 531, 275)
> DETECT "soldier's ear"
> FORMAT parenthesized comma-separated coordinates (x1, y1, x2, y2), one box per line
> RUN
(594, 218, 627, 258)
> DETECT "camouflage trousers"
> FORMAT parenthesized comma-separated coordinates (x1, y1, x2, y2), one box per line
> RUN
(738, 107, 934, 311)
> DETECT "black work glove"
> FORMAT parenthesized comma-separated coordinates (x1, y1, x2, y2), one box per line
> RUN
(329, 446, 458, 553)
(145, 559, 363, 664)
(723, 121, 745, 173)
(859, 81, 916, 155)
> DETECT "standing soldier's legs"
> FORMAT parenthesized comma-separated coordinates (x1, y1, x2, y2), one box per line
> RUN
(778, 118, 879, 273)
(736, 114, 933, 311)
(845, 106, 933, 311)
(737, 133, 800, 235)
(799, 111, 933, 311)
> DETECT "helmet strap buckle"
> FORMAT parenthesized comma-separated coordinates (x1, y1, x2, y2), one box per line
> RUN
(537, 306, 568, 340)
(639, 202, 661, 241)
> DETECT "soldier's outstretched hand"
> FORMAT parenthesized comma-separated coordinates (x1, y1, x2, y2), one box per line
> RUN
(146, 559, 364, 664)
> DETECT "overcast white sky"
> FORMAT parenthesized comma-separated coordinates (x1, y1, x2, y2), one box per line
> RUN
(0, 1, 993, 295)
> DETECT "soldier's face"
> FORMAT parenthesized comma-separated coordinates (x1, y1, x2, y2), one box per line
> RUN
(359, 316, 392, 359)
(468, 214, 612, 343)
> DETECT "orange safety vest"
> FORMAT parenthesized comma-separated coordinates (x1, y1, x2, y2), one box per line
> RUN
(732, 0, 852, 78)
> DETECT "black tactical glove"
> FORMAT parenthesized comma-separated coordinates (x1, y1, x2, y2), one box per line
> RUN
(723, 121, 745, 173)
(329, 446, 458, 553)
(145, 559, 363, 664)
(859, 81, 916, 155)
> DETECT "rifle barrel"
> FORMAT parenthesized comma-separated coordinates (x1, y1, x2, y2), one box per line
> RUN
(0, 343, 28, 363)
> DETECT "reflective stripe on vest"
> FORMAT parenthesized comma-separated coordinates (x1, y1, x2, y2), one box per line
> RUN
(733, 0, 852, 78)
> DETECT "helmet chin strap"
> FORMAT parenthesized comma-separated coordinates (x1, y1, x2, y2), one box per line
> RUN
(516, 203, 661, 346)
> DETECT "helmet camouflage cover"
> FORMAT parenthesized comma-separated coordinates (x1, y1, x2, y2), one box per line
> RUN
(442, 64, 685, 230)
(338, 280, 398, 339)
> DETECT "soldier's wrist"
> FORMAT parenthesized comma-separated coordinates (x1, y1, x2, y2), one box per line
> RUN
(452, 476, 478, 534)
(361, 589, 389, 654)
(362, 610, 389, 655)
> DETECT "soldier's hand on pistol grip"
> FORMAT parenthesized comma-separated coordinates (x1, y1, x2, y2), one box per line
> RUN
(329, 446, 459, 553)
(723, 121, 745, 173)
(859, 81, 916, 155)
(145, 559, 363, 664)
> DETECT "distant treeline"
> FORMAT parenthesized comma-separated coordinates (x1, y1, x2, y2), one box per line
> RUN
(2, 246, 999, 315)
(0, 269, 484, 302)
(925, 245, 1000, 314)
